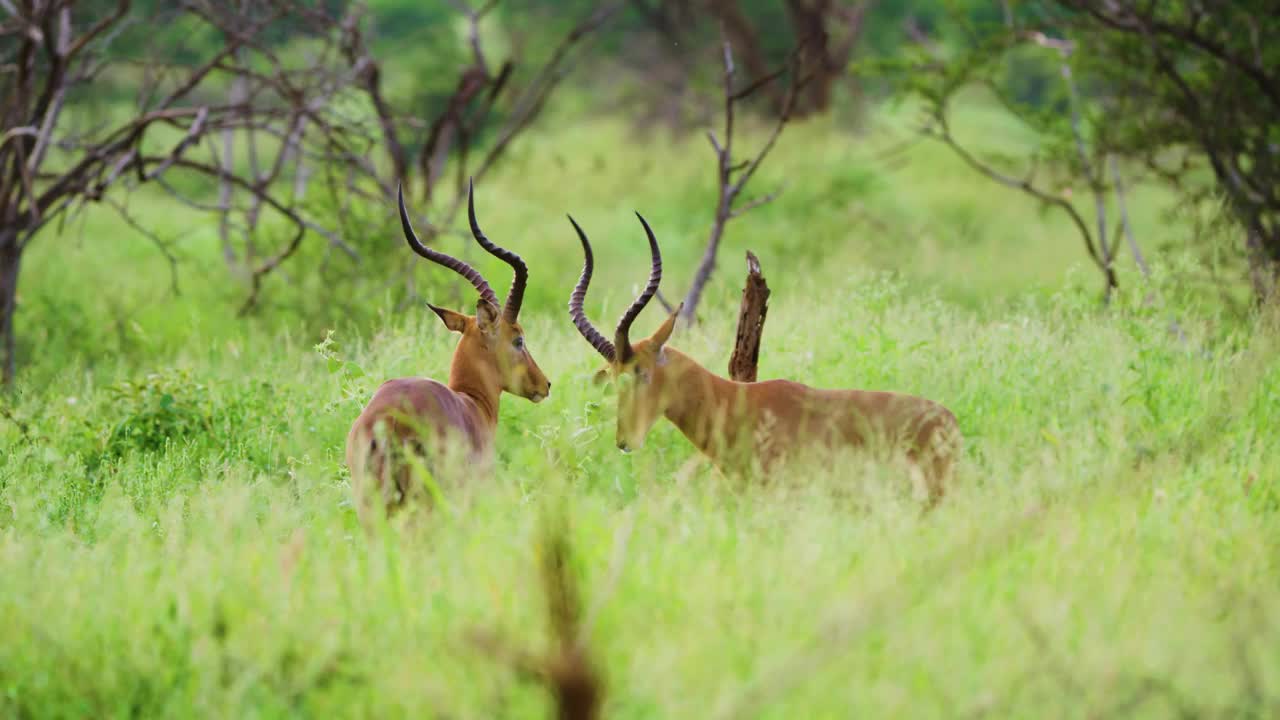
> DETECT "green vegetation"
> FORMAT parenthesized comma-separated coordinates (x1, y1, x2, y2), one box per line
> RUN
(3, 101, 1279, 717)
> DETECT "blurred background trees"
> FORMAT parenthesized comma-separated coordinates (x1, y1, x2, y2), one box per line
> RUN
(3, 0, 1278, 381)
(896, 0, 1280, 305)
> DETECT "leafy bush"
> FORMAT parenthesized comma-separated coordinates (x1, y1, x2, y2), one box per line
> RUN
(102, 370, 215, 460)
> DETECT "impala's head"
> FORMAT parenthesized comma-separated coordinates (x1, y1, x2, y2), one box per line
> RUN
(566, 212, 680, 452)
(398, 181, 550, 403)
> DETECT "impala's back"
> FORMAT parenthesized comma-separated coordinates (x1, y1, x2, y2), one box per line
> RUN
(641, 350, 962, 496)
(346, 381, 490, 523)
(746, 379, 962, 492)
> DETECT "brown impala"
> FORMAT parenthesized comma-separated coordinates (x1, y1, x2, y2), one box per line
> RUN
(566, 213, 961, 506)
(346, 182, 550, 526)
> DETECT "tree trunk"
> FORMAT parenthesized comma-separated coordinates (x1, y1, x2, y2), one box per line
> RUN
(1246, 226, 1280, 307)
(785, 0, 832, 116)
(784, 0, 872, 117)
(0, 229, 21, 385)
(728, 251, 770, 382)
(1250, 257, 1280, 308)
(706, 0, 784, 110)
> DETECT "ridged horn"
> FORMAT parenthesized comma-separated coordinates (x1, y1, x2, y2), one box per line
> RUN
(613, 211, 662, 361)
(398, 183, 498, 308)
(467, 178, 528, 323)
(566, 215, 617, 362)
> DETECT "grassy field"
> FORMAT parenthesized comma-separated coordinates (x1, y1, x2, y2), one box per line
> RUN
(2, 101, 1279, 718)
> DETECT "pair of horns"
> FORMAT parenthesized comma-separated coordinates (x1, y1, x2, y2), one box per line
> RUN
(567, 212, 662, 363)
(398, 178, 527, 323)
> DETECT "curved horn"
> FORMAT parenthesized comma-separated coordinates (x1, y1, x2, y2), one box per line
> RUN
(566, 215, 617, 362)
(613, 211, 662, 361)
(467, 178, 528, 323)
(398, 183, 498, 307)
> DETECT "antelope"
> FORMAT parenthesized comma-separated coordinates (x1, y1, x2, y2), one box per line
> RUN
(346, 182, 551, 527)
(565, 213, 961, 505)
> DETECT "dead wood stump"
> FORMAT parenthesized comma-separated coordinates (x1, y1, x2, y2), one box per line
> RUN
(728, 250, 770, 382)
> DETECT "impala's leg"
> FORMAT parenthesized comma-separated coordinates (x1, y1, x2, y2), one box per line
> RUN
(912, 424, 957, 512)
(392, 439, 415, 507)
(903, 453, 934, 507)
(921, 457, 947, 511)
(388, 436, 454, 531)
(352, 460, 373, 529)
(348, 433, 392, 534)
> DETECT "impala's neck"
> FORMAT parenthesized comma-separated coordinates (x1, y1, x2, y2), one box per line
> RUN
(446, 340, 502, 428)
(659, 347, 745, 456)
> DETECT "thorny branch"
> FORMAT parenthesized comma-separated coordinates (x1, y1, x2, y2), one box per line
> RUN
(901, 15, 1132, 301)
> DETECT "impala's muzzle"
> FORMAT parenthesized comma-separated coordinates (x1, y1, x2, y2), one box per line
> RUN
(517, 360, 551, 403)
(616, 427, 644, 453)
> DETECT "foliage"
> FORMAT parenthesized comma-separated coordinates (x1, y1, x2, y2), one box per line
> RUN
(1057, 0, 1280, 299)
(884, 0, 1280, 303)
(102, 370, 216, 459)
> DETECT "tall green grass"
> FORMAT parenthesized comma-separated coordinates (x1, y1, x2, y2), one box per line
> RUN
(2, 102, 1278, 717)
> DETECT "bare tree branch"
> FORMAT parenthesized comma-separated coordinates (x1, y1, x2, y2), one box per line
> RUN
(102, 194, 181, 297)
(678, 34, 810, 324)
(0, 0, 378, 378)
(0, 0, 622, 381)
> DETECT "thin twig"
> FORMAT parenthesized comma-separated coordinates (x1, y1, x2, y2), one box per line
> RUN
(1030, 31, 1117, 302)
(102, 195, 181, 297)
(1109, 155, 1148, 278)
(925, 114, 1117, 292)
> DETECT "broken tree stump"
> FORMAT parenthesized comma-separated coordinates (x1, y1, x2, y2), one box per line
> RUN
(728, 251, 770, 382)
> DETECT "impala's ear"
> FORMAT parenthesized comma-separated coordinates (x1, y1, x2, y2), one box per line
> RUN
(592, 365, 611, 385)
(650, 303, 681, 349)
(474, 298, 501, 335)
(428, 303, 469, 333)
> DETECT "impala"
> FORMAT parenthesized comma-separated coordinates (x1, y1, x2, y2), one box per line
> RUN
(346, 182, 550, 526)
(566, 213, 961, 505)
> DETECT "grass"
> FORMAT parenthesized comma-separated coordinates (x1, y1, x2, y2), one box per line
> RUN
(2, 97, 1278, 718)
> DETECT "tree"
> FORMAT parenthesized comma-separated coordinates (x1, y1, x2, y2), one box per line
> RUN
(705, 0, 873, 117)
(0, 0, 367, 383)
(0, 0, 619, 383)
(896, 1, 1280, 305)
(1053, 0, 1280, 304)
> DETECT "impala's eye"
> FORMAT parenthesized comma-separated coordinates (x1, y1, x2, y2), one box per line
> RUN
(513, 336, 525, 351)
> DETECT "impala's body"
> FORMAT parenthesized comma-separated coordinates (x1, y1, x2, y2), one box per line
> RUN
(615, 342, 959, 496)
(347, 182, 549, 527)
(566, 214, 960, 505)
